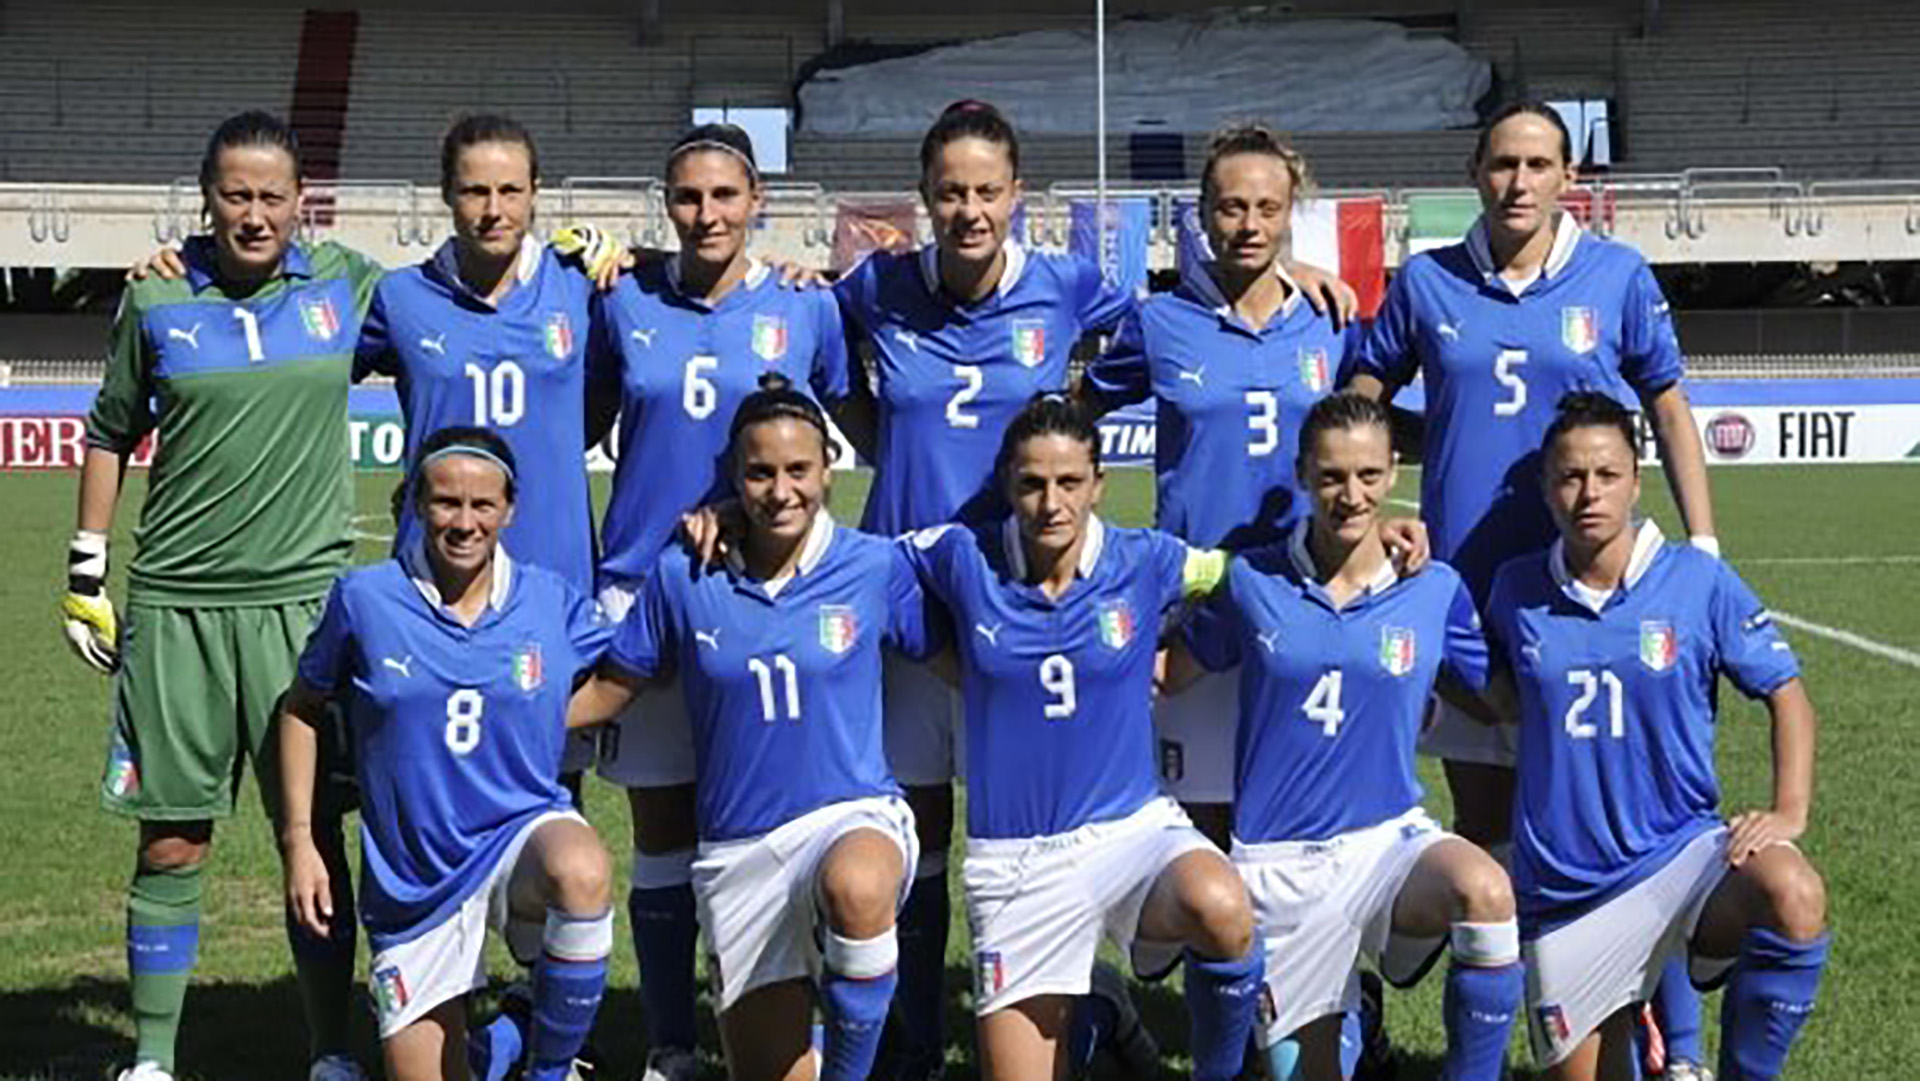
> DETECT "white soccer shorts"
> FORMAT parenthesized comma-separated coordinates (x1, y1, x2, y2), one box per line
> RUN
(594, 581, 697, 787)
(1153, 669, 1239, 804)
(1524, 826, 1731, 1066)
(964, 796, 1216, 1015)
(1233, 807, 1452, 1044)
(1416, 697, 1518, 767)
(368, 809, 585, 1038)
(695, 795, 918, 1012)
(881, 651, 965, 787)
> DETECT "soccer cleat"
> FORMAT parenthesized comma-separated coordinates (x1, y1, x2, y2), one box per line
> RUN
(115, 1063, 175, 1081)
(1089, 961, 1161, 1080)
(308, 1053, 369, 1081)
(1663, 1063, 1715, 1081)
(640, 1046, 698, 1081)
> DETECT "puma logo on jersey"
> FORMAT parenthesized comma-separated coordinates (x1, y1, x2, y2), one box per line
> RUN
(1256, 629, 1281, 654)
(1176, 365, 1206, 387)
(382, 656, 413, 678)
(167, 324, 203, 349)
(630, 328, 657, 348)
(418, 333, 446, 355)
(974, 622, 1002, 647)
(1521, 641, 1543, 663)
(893, 329, 919, 352)
(1437, 322, 1461, 342)
(694, 628, 722, 651)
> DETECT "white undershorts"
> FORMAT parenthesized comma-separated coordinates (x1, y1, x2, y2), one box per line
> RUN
(1153, 670, 1238, 804)
(881, 651, 965, 787)
(594, 581, 697, 787)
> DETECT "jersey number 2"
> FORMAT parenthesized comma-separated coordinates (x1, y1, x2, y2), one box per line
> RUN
(947, 365, 984, 429)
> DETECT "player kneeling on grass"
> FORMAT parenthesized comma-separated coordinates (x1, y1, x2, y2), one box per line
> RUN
(1164, 392, 1521, 1081)
(898, 394, 1263, 1081)
(570, 376, 937, 1081)
(278, 427, 615, 1081)
(1484, 392, 1828, 1081)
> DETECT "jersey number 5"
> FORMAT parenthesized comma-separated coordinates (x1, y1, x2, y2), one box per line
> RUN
(1493, 349, 1527, 416)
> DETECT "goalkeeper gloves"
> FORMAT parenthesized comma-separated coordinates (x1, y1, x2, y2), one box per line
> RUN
(61, 529, 119, 673)
(551, 223, 629, 281)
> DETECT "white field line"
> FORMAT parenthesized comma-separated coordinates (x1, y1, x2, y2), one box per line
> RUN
(1737, 554, 1920, 567)
(1769, 612, 1920, 671)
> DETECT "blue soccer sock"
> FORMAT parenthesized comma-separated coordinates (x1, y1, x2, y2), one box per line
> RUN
(1441, 921, 1522, 1081)
(894, 856, 951, 1070)
(528, 907, 614, 1081)
(820, 928, 899, 1081)
(1717, 927, 1828, 1081)
(1339, 1007, 1363, 1079)
(1264, 1037, 1302, 1081)
(470, 1009, 528, 1081)
(1185, 949, 1265, 1081)
(128, 862, 203, 1072)
(629, 850, 699, 1055)
(1653, 953, 1706, 1067)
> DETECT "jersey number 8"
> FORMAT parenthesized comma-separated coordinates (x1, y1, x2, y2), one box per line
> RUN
(445, 688, 485, 755)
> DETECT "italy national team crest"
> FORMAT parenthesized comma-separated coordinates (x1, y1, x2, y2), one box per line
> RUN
(373, 965, 410, 1015)
(544, 312, 574, 359)
(1298, 347, 1331, 393)
(513, 643, 544, 691)
(299, 296, 340, 343)
(1536, 1003, 1572, 1046)
(752, 313, 789, 362)
(818, 605, 859, 655)
(104, 734, 140, 800)
(1098, 597, 1136, 650)
(1379, 626, 1417, 676)
(976, 950, 1007, 997)
(1640, 620, 1679, 672)
(1561, 306, 1599, 354)
(1011, 319, 1047, 368)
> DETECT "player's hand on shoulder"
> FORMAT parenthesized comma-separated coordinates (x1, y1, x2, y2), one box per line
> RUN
(769, 259, 831, 289)
(550, 223, 635, 291)
(678, 498, 746, 568)
(1287, 261, 1359, 330)
(60, 529, 118, 674)
(1725, 807, 1807, 868)
(281, 831, 335, 938)
(1382, 517, 1431, 575)
(126, 245, 187, 282)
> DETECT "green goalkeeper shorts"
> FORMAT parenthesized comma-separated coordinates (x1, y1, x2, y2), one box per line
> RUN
(101, 598, 352, 821)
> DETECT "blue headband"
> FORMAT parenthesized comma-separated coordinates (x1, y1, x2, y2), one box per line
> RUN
(418, 444, 516, 482)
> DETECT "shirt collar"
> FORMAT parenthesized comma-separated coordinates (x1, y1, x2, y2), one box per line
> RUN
(428, 235, 543, 304)
(405, 541, 515, 615)
(724, 510, 836, 588)
(1286, 520, 1398, 600)
(1002, 513, 1106, 582)
(183, 235, 312, 292)
(1465, 210, 1582, 286)
(1187, 259, 1303, 328)
(666, 255, 770, 306)
(1549, 519, 1665, 612)
(919, 240, 1029, 301)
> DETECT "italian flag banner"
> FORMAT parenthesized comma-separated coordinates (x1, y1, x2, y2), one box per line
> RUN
(1175, 196, 1387, 319)
(1404, 189, 1610, 256)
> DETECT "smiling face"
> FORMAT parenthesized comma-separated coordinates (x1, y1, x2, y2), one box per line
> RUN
(418, 454, 514, 581)
(1300, 421, 1396, 549)
(922, 135, 1022, 271)
(735, 417, 831, 550)
(205, 144, 301, 281)
(446, 139, 537, 263)
(1543, 423, 1642, 555)
(1474, 111, 1575, 244)
(667, 148, 761, 274)
(1204, 151, 1295, 277)
(1005, 432, 1104, 567)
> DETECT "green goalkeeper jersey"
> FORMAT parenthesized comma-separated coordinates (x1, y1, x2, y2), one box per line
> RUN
(86, 238, 383, 607)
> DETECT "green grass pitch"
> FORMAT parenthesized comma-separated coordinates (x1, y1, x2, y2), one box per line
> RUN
(0, 464, 1915, 1079)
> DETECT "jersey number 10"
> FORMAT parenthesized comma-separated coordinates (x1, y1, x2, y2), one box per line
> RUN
(466, 362, 527, 426)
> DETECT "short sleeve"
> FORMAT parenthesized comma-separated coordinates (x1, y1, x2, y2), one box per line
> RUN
(832, 263, 877, 339)
(1348, 269, 1420, 391)
(1708, 560, 1799, 700)
(565, 585, 614, 669)
(353, 284, 398, 381)
(1183, 584, 1244, 673)
(899, 524, 960, 607)
(808, 289, 854, 407)
(1620, 261, 1685, 394)
(85, 289, 158, 453)
(885, 543, 950, 660)
(1441, 576, 1491, 692)
(607, 568, 675, 680)
(1147, 531, 1202, 614)
(296, 579, 356, 694)
(1083, 306, 1151, 410)
(338, 243, 387, 321)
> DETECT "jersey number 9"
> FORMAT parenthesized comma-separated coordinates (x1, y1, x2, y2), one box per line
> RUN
(1040, 653, 1076, 719)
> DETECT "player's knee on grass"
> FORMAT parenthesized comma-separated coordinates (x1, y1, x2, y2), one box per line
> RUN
(1744, 846, 1827, 942)
(819, 830, 904, 939)
(138, 821, 212, 871)
(628, 783, 699, 855)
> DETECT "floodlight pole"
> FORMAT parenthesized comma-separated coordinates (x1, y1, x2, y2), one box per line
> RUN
(1095, 0, 1108, 227)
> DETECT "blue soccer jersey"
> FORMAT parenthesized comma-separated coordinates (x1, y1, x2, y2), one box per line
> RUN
(591, 260, 851, 586)
(1186, 528, 1489, 843)
(903, 516, 1198, 839)
(1087, 267, 1353, 549)
(836, 244, 1133, 535)
(1484, 522, 1801, 930)
(297, 547, 612, 949)
(356, 238, 598, 591)
(606, 515, 941, 841)
(1351, 216, 1685, 600)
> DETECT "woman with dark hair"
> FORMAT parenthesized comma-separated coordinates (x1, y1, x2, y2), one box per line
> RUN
(571, 377, 940, 1081)
(280, 426, 615, 1081)
(64, 110, 383, 1081)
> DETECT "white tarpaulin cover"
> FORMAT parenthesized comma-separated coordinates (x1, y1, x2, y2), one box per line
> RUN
(799, 15, 1490, 136)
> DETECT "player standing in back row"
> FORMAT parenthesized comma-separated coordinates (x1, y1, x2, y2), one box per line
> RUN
(61, 112, 382, 1081)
